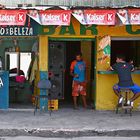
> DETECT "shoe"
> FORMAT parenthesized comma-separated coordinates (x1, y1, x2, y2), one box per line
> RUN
(119, 97, 123, 104)
(131, 102, 134, 107)
(127, 100, 134, 107)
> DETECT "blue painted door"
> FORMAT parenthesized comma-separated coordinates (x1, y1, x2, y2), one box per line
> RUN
(0, 71, 9, 109)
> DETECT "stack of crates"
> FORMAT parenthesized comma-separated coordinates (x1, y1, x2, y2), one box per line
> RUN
(48, 100, 58, 110)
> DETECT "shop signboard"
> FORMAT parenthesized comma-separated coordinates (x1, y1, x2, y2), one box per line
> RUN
(0, 10, 27, 26)
(0, 17, 38, 36)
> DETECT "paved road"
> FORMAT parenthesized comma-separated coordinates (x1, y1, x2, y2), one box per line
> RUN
(1, 136, 140, 140)
(1, 109, 140, 137)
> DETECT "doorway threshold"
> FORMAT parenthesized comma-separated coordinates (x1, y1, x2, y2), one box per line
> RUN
(8, 103, 34, 111)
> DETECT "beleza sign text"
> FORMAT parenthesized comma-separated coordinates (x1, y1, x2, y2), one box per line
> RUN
(0, 26, 34, 36)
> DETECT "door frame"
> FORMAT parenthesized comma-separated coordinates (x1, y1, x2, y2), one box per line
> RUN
(48, 37, 97, 108)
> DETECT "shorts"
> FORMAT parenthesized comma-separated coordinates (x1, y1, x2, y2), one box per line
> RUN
(113, 84, 140, 94)
(72, 81, 86, 97)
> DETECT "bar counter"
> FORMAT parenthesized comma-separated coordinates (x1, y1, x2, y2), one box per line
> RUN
(96, 70, 140, 110)
(98, 70, 140, 74)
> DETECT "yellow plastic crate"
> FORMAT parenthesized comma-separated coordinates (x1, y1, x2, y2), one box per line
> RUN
(48, 100, 58, 110)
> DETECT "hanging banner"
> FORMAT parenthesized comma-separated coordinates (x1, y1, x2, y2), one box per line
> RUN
(28, 10, 41, 25)
(117, 9, 130, 25)
(72, 10, 116, 25)
(0, 10, 27, 26)
(72, 10, 87, 25)
(84, 10, 116, 25)
(128, 9, 140, 25)
(39, 10, 72, 25)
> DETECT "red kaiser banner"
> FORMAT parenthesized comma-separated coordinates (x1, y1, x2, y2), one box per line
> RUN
(0, 10, 27, 26)
(84, 10, 116, 25)
(39, 10, 72, 26)
(128, 9, 140, 25)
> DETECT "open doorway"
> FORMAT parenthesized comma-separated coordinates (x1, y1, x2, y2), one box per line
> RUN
(3, 37, 38, 109)
(48, 39, 95, 108)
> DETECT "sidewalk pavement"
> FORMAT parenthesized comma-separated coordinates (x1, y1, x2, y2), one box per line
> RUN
(2, 137, 140, 140)
(0, 107, 140, 137)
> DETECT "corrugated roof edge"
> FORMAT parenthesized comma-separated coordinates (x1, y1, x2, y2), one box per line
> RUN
(0, 5, 140, 10)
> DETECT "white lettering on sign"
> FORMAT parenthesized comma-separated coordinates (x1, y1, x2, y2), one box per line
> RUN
(0, 28, 5, 35)
(18, 13, 24, 21)
(42, 14, 60, 21)
(87, 14, 105, 21)
(0, 14, 16, 22)
(62, 14, 68, 22)
(107, 14, 113, 21)
(130, 13, 140, 21)
(0, 77, 3, 88)
(0, 27, 33, 36)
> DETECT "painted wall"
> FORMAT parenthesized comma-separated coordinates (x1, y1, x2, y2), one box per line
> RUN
(39, 16, 140, 110)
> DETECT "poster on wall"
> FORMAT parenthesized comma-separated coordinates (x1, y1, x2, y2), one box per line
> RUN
(98, 35, 111, 64)
(0, 10, 27, 26)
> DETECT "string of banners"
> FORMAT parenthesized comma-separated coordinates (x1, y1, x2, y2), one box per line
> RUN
(0, 9, 140, 26)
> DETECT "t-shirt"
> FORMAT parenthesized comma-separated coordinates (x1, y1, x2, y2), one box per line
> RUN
(70, 60, 86, 82)
(112, 62, 134, 87)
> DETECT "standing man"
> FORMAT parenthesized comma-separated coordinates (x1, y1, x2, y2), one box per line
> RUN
(70, 52, 87, 109)
(111, 54, 140, 106)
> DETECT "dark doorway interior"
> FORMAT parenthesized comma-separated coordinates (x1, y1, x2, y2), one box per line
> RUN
(64, 41, 81, 104)
(111, 40, 140, 68)
(49, 40, 95, 108)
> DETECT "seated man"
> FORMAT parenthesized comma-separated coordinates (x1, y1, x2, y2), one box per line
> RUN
(111, 54, 140, 106)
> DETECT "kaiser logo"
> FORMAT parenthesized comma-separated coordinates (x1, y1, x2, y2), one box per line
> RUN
(40, 10, 71, 25)
(0, 10, 27, 25)
(61, 13, 70, 22)
(107, 13, 113, 21)
(130, 13, 140, 21)
(17, 12, 26, 23)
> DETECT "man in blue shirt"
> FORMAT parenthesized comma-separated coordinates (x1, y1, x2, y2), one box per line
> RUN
(70, 53, 87, 109)
(111, 54, 140, 106)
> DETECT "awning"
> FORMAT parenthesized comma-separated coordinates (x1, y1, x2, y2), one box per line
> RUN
(0, 9, 140, 26)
